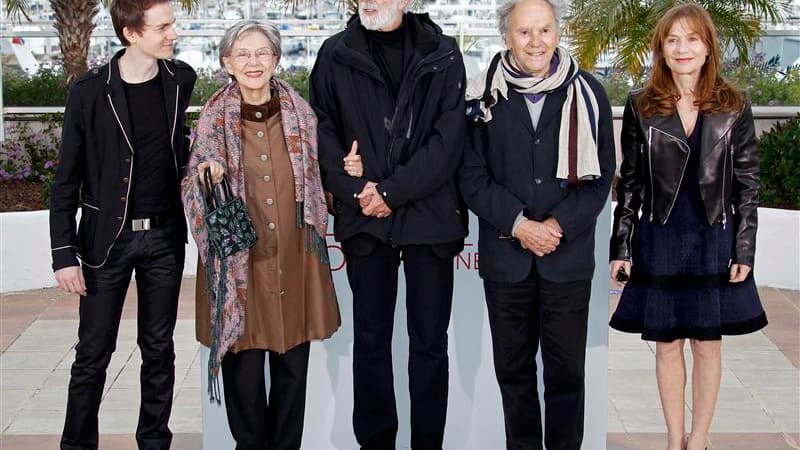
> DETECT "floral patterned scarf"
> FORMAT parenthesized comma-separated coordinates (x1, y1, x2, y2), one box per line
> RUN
(181, 78, 328, 400)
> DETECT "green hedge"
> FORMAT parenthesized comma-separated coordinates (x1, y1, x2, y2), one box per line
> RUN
(758, 114, 800, 210)
(3, 67, 68, 107)
(4, 63, 799, 107)
(2, 66, 313, 106)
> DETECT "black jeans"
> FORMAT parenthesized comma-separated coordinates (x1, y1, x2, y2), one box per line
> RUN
(221, 344, 311, 450)
(483, 266, 591, 450)
(345, 237, 455, 450)
(61, 220, 184, 450)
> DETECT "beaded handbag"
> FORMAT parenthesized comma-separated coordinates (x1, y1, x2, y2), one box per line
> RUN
(202, 168, 257, 257)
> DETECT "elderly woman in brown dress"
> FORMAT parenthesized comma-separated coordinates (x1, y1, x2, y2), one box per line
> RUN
(181, 20, 345, 450)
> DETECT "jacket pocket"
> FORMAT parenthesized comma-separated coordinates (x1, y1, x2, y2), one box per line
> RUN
(77, 206, 99, 251)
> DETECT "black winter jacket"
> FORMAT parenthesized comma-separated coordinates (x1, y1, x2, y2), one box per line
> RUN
(610, 90, 760, 266)
(49, 50, 196, 270)
(310, 13, 468, 248)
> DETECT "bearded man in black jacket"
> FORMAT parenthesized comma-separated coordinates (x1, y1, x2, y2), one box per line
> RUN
(310, 0, 467, 448)
(48, 1, 195, 449)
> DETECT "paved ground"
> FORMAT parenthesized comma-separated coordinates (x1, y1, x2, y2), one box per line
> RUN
(1, 280, 797, 449)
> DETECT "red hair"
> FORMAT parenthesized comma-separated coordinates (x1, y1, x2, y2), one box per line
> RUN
(638, 3, 743, 117)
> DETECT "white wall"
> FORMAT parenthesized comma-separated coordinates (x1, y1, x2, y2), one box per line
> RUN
(0, 210, 56, 292)
(1, 206, 796, 292)
(754, 207, 800, 290)
(0, 210, 198, 292)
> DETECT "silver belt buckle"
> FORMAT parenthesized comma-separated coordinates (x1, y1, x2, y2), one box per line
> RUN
(131, 218, 151, 231)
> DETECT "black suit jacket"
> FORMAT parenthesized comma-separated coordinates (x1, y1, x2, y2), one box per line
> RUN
(49, 49, 196, 270)
(459, 71, 615, 283)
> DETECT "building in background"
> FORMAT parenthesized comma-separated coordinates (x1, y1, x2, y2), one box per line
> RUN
(1, 0, 798, 76)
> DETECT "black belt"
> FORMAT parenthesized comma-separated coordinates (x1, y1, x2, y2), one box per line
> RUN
(126, 209, 180, 231)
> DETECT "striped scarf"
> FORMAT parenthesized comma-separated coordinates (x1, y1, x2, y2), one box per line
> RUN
(465, 47, 601, 185)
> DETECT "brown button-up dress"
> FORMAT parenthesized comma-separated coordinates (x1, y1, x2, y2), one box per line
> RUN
(196, 95, 340, 354)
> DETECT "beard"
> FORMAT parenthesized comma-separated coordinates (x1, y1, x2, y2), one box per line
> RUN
(359, 0, 403, 31)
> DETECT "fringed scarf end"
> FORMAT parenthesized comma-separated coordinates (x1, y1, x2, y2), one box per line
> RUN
(296, 201, 330, 265)
(205, 247, 228, 405)
(295, 201, 304, 229)
(207, 366, 222, 404)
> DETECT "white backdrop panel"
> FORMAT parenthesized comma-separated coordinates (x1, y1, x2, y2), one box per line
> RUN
(200, 206, 611, 450)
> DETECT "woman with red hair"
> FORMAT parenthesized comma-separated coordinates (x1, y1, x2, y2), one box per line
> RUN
(609, 4, 767, 450)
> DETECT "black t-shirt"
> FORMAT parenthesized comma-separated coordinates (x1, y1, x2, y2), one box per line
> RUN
(123, 75, 179, 216)
(366, 21, 408, 100)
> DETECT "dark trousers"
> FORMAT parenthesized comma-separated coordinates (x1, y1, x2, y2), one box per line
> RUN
(345, 239, 455, 450)
(483, 265, 591, 450)
(221, 344, 311, 450)
(61, 221, 184, 450)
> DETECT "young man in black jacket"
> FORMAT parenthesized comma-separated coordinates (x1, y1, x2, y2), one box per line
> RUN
(310, 1, 467, 448)
(49, 1, 195, 448)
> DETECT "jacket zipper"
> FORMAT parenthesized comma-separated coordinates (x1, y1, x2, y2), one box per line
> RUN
(721, 142, 733, 229)
(648, 127, 691, 223)
(647, 127, 655, 221)
(730, 144, 735, 210)
(387, 49, 455, 166)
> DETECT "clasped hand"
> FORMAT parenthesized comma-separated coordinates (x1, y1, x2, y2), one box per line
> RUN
(513, 217, 563, 257)
(358, 181, 392, 219)
(343, 140, 390, 219)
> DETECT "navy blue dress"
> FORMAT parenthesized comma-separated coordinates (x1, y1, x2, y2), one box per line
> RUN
(610, 116, 768, 342)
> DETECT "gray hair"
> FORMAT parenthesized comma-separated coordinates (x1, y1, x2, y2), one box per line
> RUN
(497, 0, 567, 38)
(218, 20, 282, 69)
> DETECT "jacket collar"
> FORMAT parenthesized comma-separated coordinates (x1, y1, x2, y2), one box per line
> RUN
(335, 13, 445, 76)
(642, 111, 690, 143)
(642, 108, 739, 149)
(105, 49, 181, 154)
(105, 48, 185, 86)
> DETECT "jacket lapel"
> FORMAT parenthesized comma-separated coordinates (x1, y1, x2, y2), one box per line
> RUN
(643, 111, 688, 143)
(505, 89, 535, 138)
(536, 88, 567, 133)
(701, 110, 738, 150)
(159, 60, 179, 154)
(105, 51, 135, 154)
(336, 16, 384, 82)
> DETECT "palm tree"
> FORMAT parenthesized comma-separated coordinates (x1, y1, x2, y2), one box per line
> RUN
(566, 0, 790, 78)
(5, 0, 198, 84)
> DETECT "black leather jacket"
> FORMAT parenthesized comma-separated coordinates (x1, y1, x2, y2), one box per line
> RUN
(610, 90, 760, 266)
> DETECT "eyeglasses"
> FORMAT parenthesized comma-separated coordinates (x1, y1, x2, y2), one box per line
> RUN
(231, 48, 275, 64)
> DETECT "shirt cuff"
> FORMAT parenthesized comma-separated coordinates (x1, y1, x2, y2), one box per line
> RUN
(511, 211, 526, 238)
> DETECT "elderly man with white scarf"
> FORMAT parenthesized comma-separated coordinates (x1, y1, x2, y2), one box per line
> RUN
(458, 0, 615, 448)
